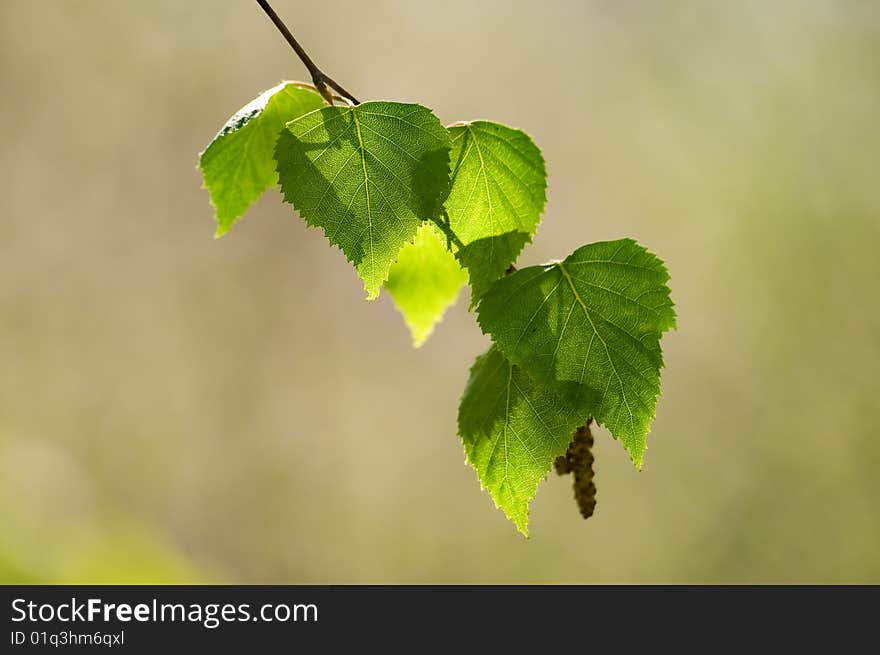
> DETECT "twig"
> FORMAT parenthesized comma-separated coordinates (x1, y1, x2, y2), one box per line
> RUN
(255, 0, 359, 106)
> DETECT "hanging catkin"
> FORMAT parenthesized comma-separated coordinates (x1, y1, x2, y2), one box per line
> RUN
(554, 420, 597, 519)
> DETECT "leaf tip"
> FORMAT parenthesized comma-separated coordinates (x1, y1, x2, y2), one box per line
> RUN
(510, 505, 532, 537)
(630, 446, 645, 470)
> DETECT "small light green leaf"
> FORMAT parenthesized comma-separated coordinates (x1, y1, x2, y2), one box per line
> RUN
(385, 224, 468, 347)
(445, 121, 547, 300)
(275, 102, 451, 299)
(458, 345, 585, 536)
(476, 239, 676, 467)
(199, 82, 325, 237)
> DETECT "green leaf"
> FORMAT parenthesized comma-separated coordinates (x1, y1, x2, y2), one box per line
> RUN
(445, 121, 547, 301)
(458, 345, 584, 536)
(199, 82, 325, 237)
(476, 239, 676, 467)
(275, 101, 451, 299)
(456, 230, 531, 302)
(376, 121, 545, 341)
(385, 224, 468, 347)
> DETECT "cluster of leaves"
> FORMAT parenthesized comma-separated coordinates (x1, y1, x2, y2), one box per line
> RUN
(199, 82, 675, 535)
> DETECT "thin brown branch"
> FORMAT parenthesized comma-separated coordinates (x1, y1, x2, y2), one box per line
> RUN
(255, 0, 359, 106)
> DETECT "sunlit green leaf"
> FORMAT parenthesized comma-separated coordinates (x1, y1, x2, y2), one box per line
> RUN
(386, 224, 468, 347)
(445, 121, 546, 301)
(477, 239, 675, 466)
(458, 346, 584, 535)
(275, 102, 451, 299)
(381, 121, 546, 344)
(199, 82, 325, 237)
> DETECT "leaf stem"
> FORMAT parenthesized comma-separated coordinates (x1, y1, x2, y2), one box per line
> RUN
(255, 0, 360, 106)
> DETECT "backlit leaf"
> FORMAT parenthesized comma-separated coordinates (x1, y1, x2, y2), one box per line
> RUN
(385, 224, 468, 347)
(275, 102, 451, 299)
(445, 121, 546, 301)
(458, 346, 584, 535)
(477, 239, 675, 467)
(199, 83, 325, 237)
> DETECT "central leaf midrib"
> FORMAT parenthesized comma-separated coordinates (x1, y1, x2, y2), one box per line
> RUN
(556, 261, 635, 433)
(352, 110, 375, 286)
(467, 125, 497, 244)
(501, 360, 513, 489)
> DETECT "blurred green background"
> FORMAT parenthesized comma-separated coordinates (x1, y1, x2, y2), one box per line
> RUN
(2, 0, 878, 583)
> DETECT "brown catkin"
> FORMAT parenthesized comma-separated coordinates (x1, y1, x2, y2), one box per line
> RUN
(554, 454, 573, 475)
(555, 420, 597, 519)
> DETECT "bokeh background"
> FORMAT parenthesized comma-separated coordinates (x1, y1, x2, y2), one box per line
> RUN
(2, 0, 878, 583)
